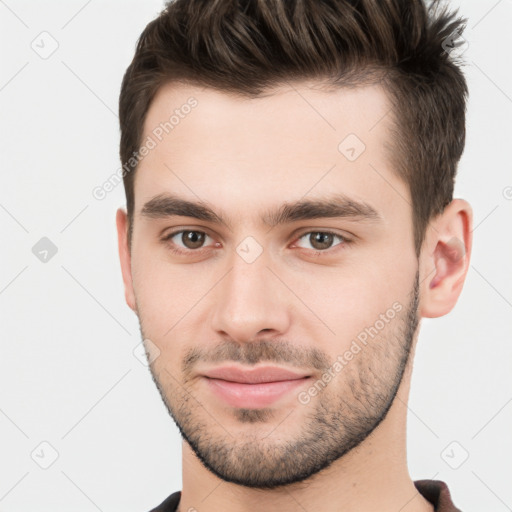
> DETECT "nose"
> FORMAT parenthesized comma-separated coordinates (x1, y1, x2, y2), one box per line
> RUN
(210, 248, 291, 343)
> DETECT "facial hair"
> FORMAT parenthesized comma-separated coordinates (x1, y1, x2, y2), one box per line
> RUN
(140, 270, 420, 489)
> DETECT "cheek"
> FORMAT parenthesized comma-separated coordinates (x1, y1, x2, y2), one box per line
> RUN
(131, 246, 218, 340)
(131, 251, 181, 331)
(304, 259, 413, 347)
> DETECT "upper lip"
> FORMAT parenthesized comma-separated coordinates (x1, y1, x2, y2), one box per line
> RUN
(202, 365, 310, 384)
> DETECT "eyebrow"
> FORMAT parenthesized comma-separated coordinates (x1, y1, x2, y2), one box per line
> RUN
(140, 193, 383, 229)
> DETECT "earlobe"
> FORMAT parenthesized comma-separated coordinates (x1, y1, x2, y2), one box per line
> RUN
(115, 208, 137, 313)
(419, 199, 473, 318)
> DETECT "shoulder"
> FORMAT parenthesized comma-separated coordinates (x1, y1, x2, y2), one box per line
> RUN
(147, 490, 182, 512)
(414, 479, 462, 512)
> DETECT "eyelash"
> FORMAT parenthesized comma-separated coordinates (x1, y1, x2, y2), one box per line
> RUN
(160, 229, 352, 257)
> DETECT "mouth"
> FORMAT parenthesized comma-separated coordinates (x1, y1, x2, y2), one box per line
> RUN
(201, 365, 312, 409)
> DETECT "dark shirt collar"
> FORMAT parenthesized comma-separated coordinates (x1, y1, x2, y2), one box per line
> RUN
(149, 479, 462, 512)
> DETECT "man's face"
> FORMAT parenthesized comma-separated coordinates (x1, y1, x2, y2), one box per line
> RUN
(122, 81, 421, 488)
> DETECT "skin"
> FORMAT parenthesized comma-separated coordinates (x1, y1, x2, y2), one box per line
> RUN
(116, 80, 473, 512)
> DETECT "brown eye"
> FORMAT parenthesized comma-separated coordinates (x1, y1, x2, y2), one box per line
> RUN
(310, 232, 334, 250)
(163, 230, 213, 252)
(179, 230, 206, 249)
(295, 231, 346, 251)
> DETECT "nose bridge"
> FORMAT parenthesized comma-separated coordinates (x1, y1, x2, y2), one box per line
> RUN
(228, 247, 270, 299)
(210, 244, 290, 341)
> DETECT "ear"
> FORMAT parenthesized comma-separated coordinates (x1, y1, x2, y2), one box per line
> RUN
(419, 198, 473, 318)
(116, 208, 137, 313)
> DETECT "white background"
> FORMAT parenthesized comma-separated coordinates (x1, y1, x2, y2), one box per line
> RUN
(0, 1, 511, 511)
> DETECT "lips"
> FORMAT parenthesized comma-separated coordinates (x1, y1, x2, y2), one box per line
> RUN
(202, 365, 310, 384)
(201, 365, 312, 408)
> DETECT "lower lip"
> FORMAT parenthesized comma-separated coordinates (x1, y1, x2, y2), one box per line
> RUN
(204, 377, 310, 409)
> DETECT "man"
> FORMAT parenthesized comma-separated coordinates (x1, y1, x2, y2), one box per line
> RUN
(116, 0, 472, 510)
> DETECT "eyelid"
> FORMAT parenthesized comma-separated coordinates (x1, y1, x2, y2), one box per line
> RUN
(161, 228, 216, 246)
(161, 225, 212, 238)
(160, 228, 351, 242)
(291, 230, 351, 251)
(160, 227, 354, 254)
(292, 227, 353, 241)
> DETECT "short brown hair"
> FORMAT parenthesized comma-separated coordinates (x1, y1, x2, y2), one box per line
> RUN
(119, 0, 468, 255)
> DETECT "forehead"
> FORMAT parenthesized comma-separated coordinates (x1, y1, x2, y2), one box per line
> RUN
(135, 80, 408, 227)
(143, 80, 393, 152)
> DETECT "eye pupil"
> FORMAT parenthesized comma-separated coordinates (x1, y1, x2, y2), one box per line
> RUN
(182, 230, 205, 249)
(310, 232, 334, 250)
